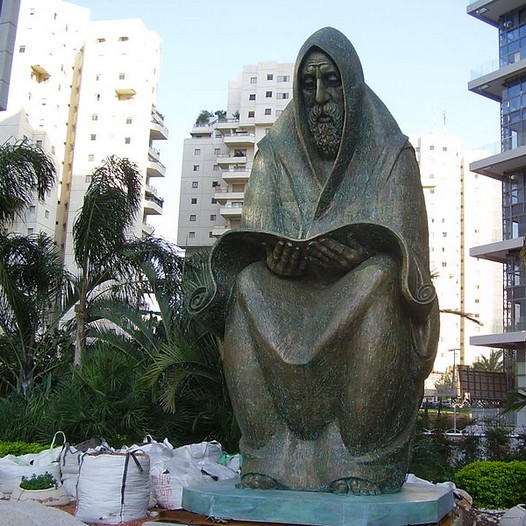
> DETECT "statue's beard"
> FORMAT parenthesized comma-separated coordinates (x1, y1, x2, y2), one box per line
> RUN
(307, 102, 344, 160)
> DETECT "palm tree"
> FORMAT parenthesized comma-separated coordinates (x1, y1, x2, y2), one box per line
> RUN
(0, 231, 73, 398)
(0, 139, 56, 226)
(472, 350, 503, 372)
(71, 155, 142, 365)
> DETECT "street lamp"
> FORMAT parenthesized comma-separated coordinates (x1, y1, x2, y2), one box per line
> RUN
(448, 348, 461, 433)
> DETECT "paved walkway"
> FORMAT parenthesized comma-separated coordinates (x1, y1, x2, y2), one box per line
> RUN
(0, 500, 87, 526)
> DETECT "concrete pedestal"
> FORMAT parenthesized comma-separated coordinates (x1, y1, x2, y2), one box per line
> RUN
(182, 479, 454, 526)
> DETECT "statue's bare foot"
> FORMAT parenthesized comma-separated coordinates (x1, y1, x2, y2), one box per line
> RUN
(329, 477, 381, 496)
(236, 473, 283, 490)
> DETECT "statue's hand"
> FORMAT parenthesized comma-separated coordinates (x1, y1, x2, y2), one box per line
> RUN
(306, 234, 370, 275)
(265, 240, 308, 278)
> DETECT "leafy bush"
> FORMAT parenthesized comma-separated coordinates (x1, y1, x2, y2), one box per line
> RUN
(0, 396, 45, 442)
(453, 461, 526, 509)
(409, 429, 455, 482)
(0, 441, 46, 457)
(19, 472, 57, 490)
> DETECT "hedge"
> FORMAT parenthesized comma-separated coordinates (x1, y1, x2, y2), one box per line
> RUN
(453, 460, 526, 509)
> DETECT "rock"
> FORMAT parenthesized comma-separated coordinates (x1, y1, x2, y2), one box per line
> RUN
(501, 504, 526, 526)
(0, 500, 87, 526)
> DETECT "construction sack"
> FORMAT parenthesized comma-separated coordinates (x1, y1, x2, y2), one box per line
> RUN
(0, 432, 64, 495)
(75, 451, 150, 524)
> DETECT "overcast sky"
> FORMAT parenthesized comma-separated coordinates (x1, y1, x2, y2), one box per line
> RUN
(71, 0, 501, 241)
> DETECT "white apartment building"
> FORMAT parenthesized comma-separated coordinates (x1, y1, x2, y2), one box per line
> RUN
(414, 130, 502, 375)
(0, 0, 21, 111)
(0, 0, 168, 272)
(177, 62, 293, 252)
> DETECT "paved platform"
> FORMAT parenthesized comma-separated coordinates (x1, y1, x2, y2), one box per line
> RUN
(182, 479, 455, 526)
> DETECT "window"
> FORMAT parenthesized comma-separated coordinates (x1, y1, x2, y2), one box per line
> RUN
(191, 198, 197, 204)
(191, 181, 198, 188)
(119, 73, 125, 80)
(266, 91, 272, 98)
(126, 117, 132, 124)
(86, 175, 92, 183)
(90, 134, 96, 141)
(210, 214, 216, 221)
(45, 210, 50, 219)
(36, 140, 43, 147)
(96, 38, 106, 43)
(214, 148, 221, 154)
(278, 75, 290, 82)
(211, 197, 217, 204)
(27, 228, 34, 235)
(88, 154, 94, 161)
(250, 77, 257, 84)
(189, 215, 196, 222)
(264, 108, 272, 115)
(124, 137, 131, 144)
(95, 94, 100, 101)
(29, 205, 36, 214)
(441, 262, 447, 267)
(194, 148, 201, 155)
(212, 181, 220, 187)
(442, 146, 448, 152)
(193, 165, 200, 172)
(267, 74, 274, 80)
(209, 231, 214, 238)
(92, 114, 98, 121)
(248, 111, 255, 118)
(188, 231, 196, 238)
(213, 165, 220, 171)
(118, 36, 129, 41)
(278, 92, 289, 100)
(95, 74, 101, 81)
(19, 45, 26, 53)
(429, 145, 434, 150)
(249, 94, 256, 101)
(442, 232, 447, 237)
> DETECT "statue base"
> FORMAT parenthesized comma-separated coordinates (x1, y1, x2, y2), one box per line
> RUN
(182, 479, 454, 526)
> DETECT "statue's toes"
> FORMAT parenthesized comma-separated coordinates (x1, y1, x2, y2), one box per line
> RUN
(236, 473, 281, 490)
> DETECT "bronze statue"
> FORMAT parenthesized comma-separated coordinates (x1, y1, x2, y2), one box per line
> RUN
(189, 27, 439, 496)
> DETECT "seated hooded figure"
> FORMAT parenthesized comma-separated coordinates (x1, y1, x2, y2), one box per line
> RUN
(189, 27, 439, 495)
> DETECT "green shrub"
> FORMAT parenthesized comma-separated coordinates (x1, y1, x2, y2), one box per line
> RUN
(0, 441, 46, 457)
(19, 472, 57, 490)
(453, 461, 526, 509)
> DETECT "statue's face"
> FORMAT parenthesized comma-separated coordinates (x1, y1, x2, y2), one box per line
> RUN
(301, 50, 344, 160)
(301, 50, 343, 108)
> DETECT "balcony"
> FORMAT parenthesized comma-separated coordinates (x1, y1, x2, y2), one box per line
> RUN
(221, 167, 250, 183)
(214, 188, 244, 204)
(31, 64, 51, 83)
(217, 118, 240, 131)
(469, 57, 526, 101)
(149, 145, 161, 161)
(467, 0, 525, 27)
(217, 153, 247, 166)
(115, 88, 136, 100)
(212, 225, 231, 237)
(220, 202, 243, 218)
(150, 106, 169, 140)
(147, 159, 166, 178)
(469, 144, 526, 180)
(142, 222, 154, 236)
(470, 236, 523, 263)
(190, 123, 214, 136)
(223, 132, 255, 147)
(144, 194, 164, 215)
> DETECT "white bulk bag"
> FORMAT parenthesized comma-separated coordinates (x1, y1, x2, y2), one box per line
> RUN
(75, 451, 150, 524)
(0, 433, 64, 495)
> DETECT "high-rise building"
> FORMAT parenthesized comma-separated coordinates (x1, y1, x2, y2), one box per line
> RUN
(177, 62, 293, 253)
(414, 130, 502, 375)
(0, 0, 168, 271)
(0, 0, 21, 111)
(467, 0, 526, 425)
